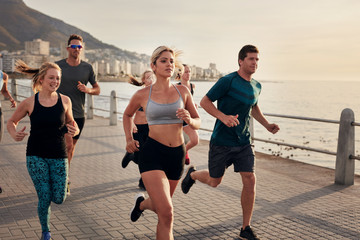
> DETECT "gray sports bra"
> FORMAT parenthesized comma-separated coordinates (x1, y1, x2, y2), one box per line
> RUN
(146, 84, 184, 125)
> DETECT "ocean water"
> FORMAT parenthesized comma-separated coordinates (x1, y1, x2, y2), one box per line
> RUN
(14, 79, 360, 174)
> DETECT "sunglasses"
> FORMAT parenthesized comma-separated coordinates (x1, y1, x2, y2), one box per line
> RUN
(68, 44, 83, 49)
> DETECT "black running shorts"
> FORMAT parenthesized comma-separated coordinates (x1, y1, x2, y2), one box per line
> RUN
(139, 137, 185, 180)
(208, 144, 255, 178)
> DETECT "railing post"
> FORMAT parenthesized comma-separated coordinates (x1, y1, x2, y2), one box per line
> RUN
(110, 90, 117, 126)
(249, 116, 254, 143)
(30, 80, 34, 96)
(11, 78, 18, 102)
(0, 104, 3, 142)
(87, 94, 94, 119)
(335, 108, 355, 185)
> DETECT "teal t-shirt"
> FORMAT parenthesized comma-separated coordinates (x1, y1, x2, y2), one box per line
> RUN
(206, 71, 261, 146)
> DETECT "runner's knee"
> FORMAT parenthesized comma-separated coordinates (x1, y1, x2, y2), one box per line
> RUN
(156, 204, 173, 225)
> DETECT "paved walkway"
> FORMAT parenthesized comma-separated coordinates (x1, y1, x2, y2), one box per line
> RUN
(0, 101, 359, 240)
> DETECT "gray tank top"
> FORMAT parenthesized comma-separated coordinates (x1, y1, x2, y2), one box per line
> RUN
(146, 84, 184, 125)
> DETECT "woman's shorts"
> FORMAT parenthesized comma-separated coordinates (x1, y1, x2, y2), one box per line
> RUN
(209, 144, 255, 178)
(133, 124, 149, 164)
(134, 124, 149, 144)
(73, 117, 85, 140)
(139, 137, 185, 180)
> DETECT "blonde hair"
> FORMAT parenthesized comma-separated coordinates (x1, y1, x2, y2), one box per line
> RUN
(128, 70, 154, 87)
(150, 46, 182, 72)
(141, 70, 154, 83)
(175, 64, 184, 81)
(15, 60, 61, 93)
(128, 74, 143, 86)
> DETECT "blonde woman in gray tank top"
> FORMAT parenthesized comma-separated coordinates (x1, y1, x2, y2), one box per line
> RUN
(123, 46, 200, 239)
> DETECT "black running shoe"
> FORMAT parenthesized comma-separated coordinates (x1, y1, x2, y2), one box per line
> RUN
(138, 178, 146, 191)
(122, 152, 134, 168)
(181, 166, 196, 194)
(130, 193, 145, 222)
(0, 186, 2, 193)
(239, 226, 260, 240)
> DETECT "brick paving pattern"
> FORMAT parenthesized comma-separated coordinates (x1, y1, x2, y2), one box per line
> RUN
(1, 101, 359, 239)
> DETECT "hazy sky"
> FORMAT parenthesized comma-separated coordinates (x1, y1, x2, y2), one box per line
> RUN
(23, 0, 360, 81)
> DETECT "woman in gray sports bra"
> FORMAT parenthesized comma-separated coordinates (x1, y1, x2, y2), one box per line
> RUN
(123, 46, 200, 239)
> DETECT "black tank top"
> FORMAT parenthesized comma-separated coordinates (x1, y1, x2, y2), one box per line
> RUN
(177, 82, 194, 95)
(26, 92, 67, 158)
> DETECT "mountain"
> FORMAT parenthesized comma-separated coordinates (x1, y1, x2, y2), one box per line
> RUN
(0, 0, 146, 62)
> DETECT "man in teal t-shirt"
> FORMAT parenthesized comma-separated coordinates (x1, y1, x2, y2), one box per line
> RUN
(206, 71, 262, 146)
(181, 45, 280, 240)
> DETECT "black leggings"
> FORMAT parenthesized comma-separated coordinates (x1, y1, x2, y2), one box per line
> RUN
(139, 137, 185, 180)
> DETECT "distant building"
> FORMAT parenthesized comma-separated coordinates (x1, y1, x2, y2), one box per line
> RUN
(1, 39, 222, 79)
(131, 61, 147, 76)
(193, 66, 204, 80)
(190, 65, 197, 79)
(109, 58, 120, 75)
(204, 68, 212, 79)
(25, 39, 50, 55)
(97, 60, 110, 75)
(91, 61, 98, 76)
(1, 52, 49, 71)
(209, 63, 216, 70)
(186, 63, 220, 81)
(22, 54, 48, 69)
(2, 53, 18, 72)
(119, 60, 131, 75)
(208, 63, 220, 79)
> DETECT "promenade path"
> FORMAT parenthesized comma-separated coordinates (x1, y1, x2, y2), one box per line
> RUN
(0, 100, 359, 240)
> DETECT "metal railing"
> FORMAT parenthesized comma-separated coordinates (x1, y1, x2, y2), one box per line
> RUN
(9, 79, 360, 185)
(88, 91, 360, 185)
(250, 110, 358, 185)
(250, 113, 360, 160)
(11, 79, 33, 100)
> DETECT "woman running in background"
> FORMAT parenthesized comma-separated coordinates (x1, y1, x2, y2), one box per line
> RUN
(176, 64, 199, 165)
(121, 70, 155, 190)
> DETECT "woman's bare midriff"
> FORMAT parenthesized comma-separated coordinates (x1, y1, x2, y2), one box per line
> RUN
(148, 124, 184, 147)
